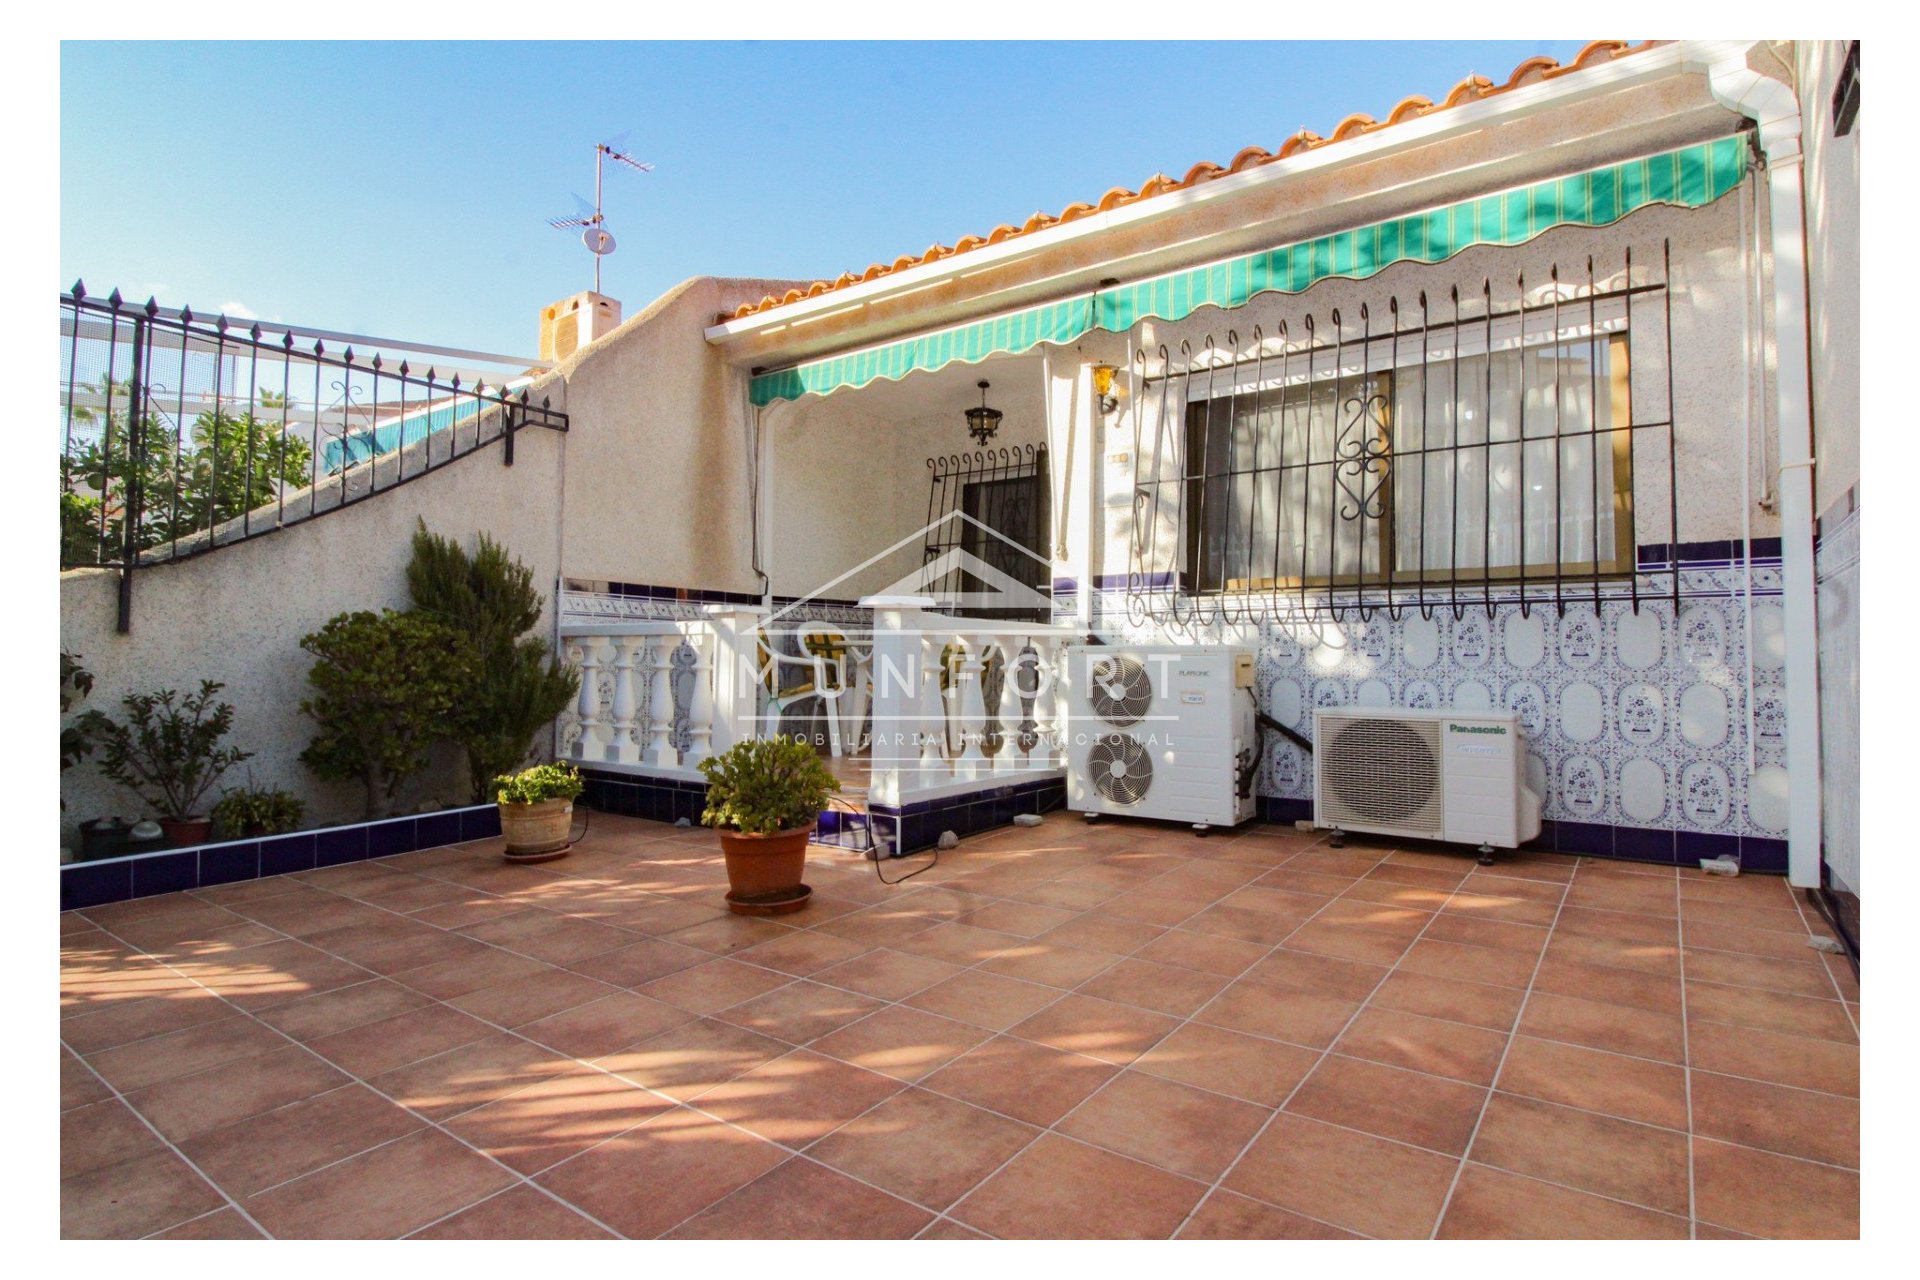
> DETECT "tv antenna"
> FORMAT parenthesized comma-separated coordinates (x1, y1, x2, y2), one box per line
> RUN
(546, 133, 654, 295)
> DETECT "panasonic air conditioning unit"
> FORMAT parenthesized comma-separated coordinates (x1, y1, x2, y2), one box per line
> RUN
(1313, 707, 1541, 860)
(1063, 645, 1258, 833)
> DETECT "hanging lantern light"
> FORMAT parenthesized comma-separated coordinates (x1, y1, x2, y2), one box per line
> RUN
(965, 379, 1002, 446)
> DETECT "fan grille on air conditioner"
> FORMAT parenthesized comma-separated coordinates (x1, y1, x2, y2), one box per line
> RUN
(1319, 715, 1444, 832)
(1089, 733, 1153, 806)
(1088, 656, 1152, 726)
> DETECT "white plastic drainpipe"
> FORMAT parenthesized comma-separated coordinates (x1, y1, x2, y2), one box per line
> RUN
(1689, 44, 1824, 887)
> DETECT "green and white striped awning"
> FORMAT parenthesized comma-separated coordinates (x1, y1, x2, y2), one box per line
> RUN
(750, 134, 1749, 406)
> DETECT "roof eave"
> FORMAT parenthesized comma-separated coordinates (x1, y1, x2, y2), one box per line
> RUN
(706, 40, 1747, 355)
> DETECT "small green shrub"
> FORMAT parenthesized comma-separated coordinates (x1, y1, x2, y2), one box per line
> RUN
(698, 735, 839, 836)
(493, 762, 584, 806)
(213, 784, 306, 838)
(408, 522, 580, 801)
(298, 609, 480, 819)
(78, 680, 252, 820)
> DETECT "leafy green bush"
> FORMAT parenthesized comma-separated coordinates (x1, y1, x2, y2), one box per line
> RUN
(61, 385, 313, 566)
(61, 651, 94, 777)
(78, 680, 253, 820)
(213, 784, 306, 838)
(492, 762, 584, 806)
(698, 735, 839, 836)
(298, 610, 480, 819)
(407, 521, 580, 801)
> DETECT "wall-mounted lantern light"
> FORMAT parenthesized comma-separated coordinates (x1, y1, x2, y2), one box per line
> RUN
(1091, 363, 1121, 416)
(965, 379, 1002, 446)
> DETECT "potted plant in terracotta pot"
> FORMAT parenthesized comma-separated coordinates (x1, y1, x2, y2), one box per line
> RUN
(493, 762, 583, 863)
(79, 681, 252, 848)
(697, 734, 840, 915)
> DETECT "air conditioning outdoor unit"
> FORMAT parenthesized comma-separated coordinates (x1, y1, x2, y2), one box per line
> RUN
(1063, 645, 1258, 833)
(1312, 707, 1541, 862)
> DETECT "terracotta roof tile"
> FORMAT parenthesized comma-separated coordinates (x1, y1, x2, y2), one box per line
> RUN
(721, 41, 1656, 323)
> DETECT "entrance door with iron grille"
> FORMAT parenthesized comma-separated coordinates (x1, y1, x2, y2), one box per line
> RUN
(922, 445, 1051, 621)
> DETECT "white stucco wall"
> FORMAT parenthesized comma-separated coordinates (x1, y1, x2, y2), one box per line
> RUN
(556, 277, 797, 592)
(756, 187, 1777, 610)
(1798, 40, 1861, 518)
(59, 275, 796, 846)
(1797, 39, 1861, 901)
(764, 355, 1050, 603)
(60, 425, 567, 844)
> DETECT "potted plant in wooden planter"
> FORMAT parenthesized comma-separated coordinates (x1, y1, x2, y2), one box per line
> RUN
(698, 735, 840, 915)
(78, 681, 252, 848)
(493, 762, 583, 863)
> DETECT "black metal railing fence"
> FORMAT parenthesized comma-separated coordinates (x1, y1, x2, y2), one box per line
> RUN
(60, 284, 569, 630)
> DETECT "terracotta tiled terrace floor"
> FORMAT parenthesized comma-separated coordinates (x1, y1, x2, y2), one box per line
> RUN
(60, 812, 1861, 1239)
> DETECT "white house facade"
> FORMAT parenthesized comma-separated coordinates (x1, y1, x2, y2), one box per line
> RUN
(59, 39, 1861, 954)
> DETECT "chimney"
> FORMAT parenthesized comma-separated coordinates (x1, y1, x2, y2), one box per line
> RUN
(538, 290, 622, 364)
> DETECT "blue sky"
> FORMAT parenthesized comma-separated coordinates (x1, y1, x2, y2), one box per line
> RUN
(61, 40, 1588, 358)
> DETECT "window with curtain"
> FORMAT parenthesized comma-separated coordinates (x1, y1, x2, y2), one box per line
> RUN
(1180, 333, 1631, 593)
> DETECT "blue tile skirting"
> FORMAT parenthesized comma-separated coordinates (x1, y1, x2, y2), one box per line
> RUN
(1255, 796, 1786, 873)
(868, 777, 1069, 857)
(579, 770, 709, 826)
(562, 578, 762, 606)
(59, 805, 504, 912)
(577, 768, 1789, 873)
(1055, 545, 1786, 599)
(63, 777, 1785, 912)
(576, 769, 1059, 859)
(814, 807, 875, 852)
(1636, 537, 1782, 568)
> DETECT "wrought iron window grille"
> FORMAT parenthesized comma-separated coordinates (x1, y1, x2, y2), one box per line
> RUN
(1121, 243, 1679, 629)
(920, 443, 1052, 622)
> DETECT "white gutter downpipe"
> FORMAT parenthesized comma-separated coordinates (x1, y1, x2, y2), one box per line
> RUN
(1688, 44, 1822, 888)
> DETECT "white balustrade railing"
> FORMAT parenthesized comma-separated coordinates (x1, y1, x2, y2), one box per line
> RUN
(558, 608, 762, 781)
(860, 595, 1074, 808)
(561, 601, 1072, 805)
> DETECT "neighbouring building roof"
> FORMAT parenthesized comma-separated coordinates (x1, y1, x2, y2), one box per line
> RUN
(723, 39, 1657, 323)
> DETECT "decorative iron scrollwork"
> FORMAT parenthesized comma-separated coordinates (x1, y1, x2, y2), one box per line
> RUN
(1335, 390, 1392, 523)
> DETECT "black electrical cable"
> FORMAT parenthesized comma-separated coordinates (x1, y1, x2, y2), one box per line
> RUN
(1237, 689, 1265, 800)
(872, 842, 939, 886)
(830, 796, 939, 886)
(1237, 691, 1315, 799)
(1258, 707, 1314, 754)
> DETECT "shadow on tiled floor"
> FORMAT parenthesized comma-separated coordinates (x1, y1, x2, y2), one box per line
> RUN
(60, 811, 1860, 1239)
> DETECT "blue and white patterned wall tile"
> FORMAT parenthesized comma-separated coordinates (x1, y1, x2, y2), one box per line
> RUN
(1074, 553, 1785, 839)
